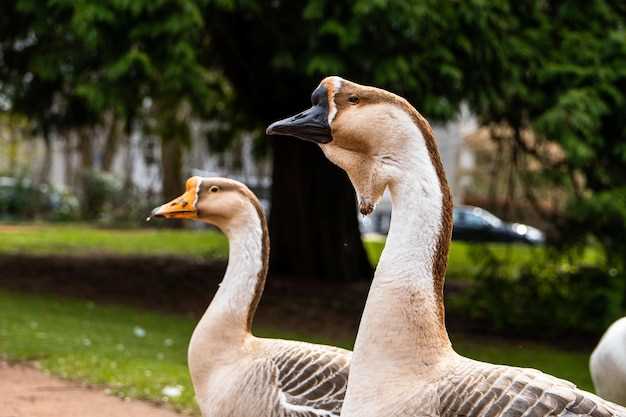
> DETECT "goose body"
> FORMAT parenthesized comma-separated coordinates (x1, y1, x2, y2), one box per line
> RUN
(267, 77, 626, 417)
(590, 317, 626, 406)
(151, 177, 350, 417)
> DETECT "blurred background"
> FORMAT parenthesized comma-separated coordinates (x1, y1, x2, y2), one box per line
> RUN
(1, 0, 625, 414)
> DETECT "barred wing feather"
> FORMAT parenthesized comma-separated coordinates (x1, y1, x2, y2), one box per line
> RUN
(268, 342, 351, 417)
(440, 360, 626, 417)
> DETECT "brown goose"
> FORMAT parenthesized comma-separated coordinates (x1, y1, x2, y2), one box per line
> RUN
(267, 77, 626, 417)
(151, 177, 350, 417)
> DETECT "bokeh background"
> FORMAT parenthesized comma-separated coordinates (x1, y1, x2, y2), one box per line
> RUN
(1, 0, 625, 414)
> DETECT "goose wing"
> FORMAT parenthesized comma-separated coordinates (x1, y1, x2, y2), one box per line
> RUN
(266, 341, 351, 417)
(439, 359, 626, 417)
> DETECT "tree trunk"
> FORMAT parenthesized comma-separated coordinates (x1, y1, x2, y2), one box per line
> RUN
(38, 133, 53, 184)
(269, 138, 373, 282)
(102, 116, 122, 172)
(78, 128, 94, 171)
(7, 121, 18, 174)
(160, 137, 184, 228)
(63, 135, 76, 189)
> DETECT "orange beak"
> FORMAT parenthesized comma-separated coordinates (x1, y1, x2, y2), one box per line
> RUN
(148, 178, 200, 221)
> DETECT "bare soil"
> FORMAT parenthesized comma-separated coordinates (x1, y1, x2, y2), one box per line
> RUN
(0, 361, 182, 417)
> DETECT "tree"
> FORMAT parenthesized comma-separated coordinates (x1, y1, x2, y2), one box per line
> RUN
(201, 0, 528, 281)
(202, 2, 371, 281)
(465, 2, 626, 270)
(48, 0, 226, 202)
(0, 0, 227, 206)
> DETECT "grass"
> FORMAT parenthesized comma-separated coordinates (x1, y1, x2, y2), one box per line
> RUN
(0, 223, 603, 283)
(0, 223, 229, 259)
(364, 236, 603, 280)
(364, 237, 541, 280)
(0, 290, 594, 415)
(0, 224, 558, 280)
(452, 336, 593, 391)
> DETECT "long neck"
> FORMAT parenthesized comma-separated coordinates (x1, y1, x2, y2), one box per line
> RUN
(194, 205, 269, 343)
(187, 204, 269, 392)
(350, 114, 453, 379)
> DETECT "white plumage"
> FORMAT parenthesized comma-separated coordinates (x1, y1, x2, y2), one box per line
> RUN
(267, 76, 626, 417)
(151, 177, 351, 417)
(591, 317, 626, 406)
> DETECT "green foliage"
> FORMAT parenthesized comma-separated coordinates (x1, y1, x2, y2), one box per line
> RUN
(455, 250, 625, 338)
(203, 0, 529, 130)
(2, 0, 626, 283)
(0, 177, 79, 221)
(0, 177, 47, 219)
(467, 2, 626, 271)
(1, 0, 229, 139)
(79, 170, 123, 221)
(365, 237, 604, 282)
(76, 170, 157, 225)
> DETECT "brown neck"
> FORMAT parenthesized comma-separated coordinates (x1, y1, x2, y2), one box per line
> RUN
(244, 194, 270, 332)
(351, 100, 454, 362)
(202, 194, 270, 335)
(401, 103, 453, 325)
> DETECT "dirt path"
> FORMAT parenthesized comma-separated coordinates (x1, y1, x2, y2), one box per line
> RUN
(0, 362, 184, 417)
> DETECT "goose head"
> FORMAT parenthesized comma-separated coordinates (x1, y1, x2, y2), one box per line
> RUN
(149, 176, 262, 232)
(267, 76, 429, 215)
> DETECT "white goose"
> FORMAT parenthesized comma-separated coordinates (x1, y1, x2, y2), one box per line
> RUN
(151, 177, 350, 417)
(267, 77, 626, 417)
(590, 317, 626, 406)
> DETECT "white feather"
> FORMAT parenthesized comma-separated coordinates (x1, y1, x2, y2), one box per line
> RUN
(590, 317, 626, 405)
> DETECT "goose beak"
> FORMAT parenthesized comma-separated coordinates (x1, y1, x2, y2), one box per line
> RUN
(148, 191, 197, 221)
(266, 105, 332, 144)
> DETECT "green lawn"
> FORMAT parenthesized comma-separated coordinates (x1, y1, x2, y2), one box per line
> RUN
(0, 224, 562, 281)
(0, 290, 594, 415)
(365, 236, 541, 280)
(364, 235, 603, 280)
(0, 223, 228, 258)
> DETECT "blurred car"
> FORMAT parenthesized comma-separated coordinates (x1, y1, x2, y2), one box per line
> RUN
(452, 205, 545, 244)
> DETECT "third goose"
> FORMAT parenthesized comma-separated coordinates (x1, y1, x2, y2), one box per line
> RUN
(267, 77, 626, 417)
(151, 177, 350, 417)
(590, 317, 626, 406)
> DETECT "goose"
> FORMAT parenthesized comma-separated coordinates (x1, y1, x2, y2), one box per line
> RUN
(267, 76, 626, 417)
(590, 317, 626, 405)
(150, 176, 351, 417)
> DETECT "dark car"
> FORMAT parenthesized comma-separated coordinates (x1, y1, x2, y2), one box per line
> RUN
(452, 206, 545, 244)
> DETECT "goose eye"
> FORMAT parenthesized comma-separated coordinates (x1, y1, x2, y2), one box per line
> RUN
(348, 95, 359, 104)
(209, 186, 220, 193)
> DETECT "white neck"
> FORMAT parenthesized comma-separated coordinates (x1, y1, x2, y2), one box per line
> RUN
(344, 118, 453, 412)
(208, 213, 266, 329)
(188, 206, 266, 372)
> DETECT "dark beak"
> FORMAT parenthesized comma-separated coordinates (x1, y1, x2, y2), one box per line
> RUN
(266, 105, 332, 144)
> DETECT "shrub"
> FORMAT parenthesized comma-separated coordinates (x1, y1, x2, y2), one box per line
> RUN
(454, 248, 625, 338)
(78, 170, 161, 226)
(79, 170, 122, 221)
(47, 188, 80, 221)
(0, 176, 79, 221)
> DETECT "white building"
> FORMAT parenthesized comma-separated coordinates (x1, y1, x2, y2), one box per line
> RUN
(0, 109, 477, 212)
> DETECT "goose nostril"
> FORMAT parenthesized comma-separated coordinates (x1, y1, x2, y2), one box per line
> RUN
(293, 112, 306, 120)
(181, 201, 188, 207)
